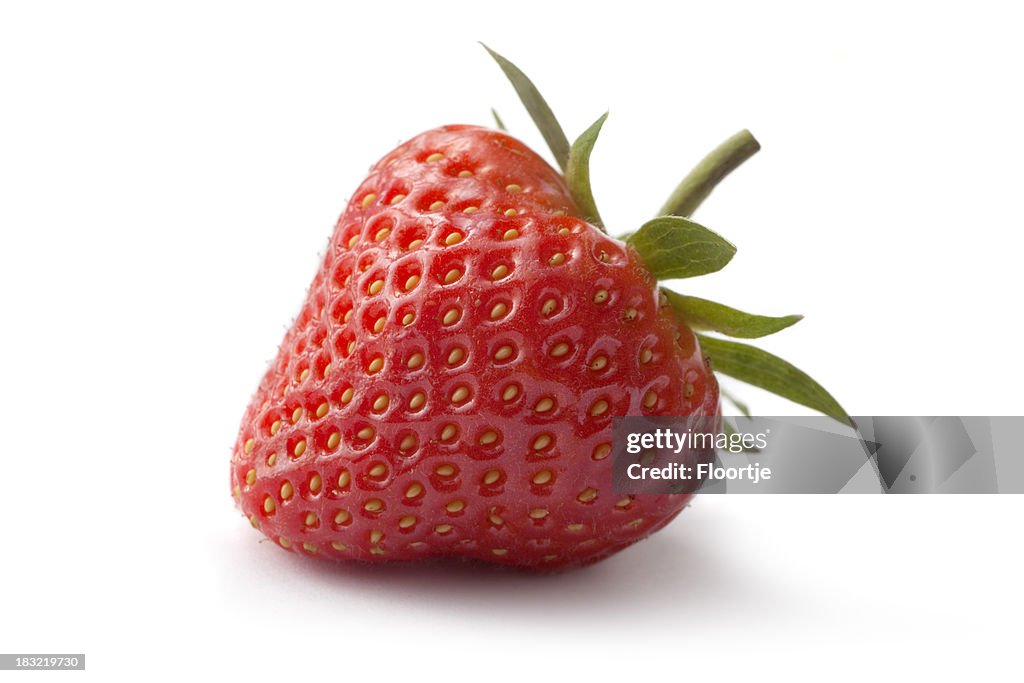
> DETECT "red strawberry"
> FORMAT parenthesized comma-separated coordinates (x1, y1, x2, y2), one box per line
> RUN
(231, 47, 847, 570)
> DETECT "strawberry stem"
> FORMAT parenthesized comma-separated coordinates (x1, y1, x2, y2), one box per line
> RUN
(659, 130, 760, 218)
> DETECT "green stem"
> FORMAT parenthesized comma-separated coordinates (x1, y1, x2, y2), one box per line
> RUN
(659, 130, 760, 217)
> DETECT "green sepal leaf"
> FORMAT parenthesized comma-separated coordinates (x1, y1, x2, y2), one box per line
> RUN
(697, 334, 852, 426)
(481, 43, 570, 172)
(491, 108, 507, 132)
(663, 290, 802, 338)
(626, 216, 736, 279)
(565, 113, 608, 229)
(719, 387, 752, 418)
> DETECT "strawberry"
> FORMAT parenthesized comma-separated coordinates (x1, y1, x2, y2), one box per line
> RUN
(230, 46, 848, 570)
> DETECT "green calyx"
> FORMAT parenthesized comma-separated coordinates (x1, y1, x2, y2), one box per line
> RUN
(661, 291, 802, 339)
(626, 217, 735, 279)
(566, 113, 608, 228)
(483, 44, 850, 426)
(481, 44, 570, 172)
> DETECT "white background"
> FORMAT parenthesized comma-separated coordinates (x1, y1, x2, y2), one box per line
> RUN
(2, 1, 1022, 680)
